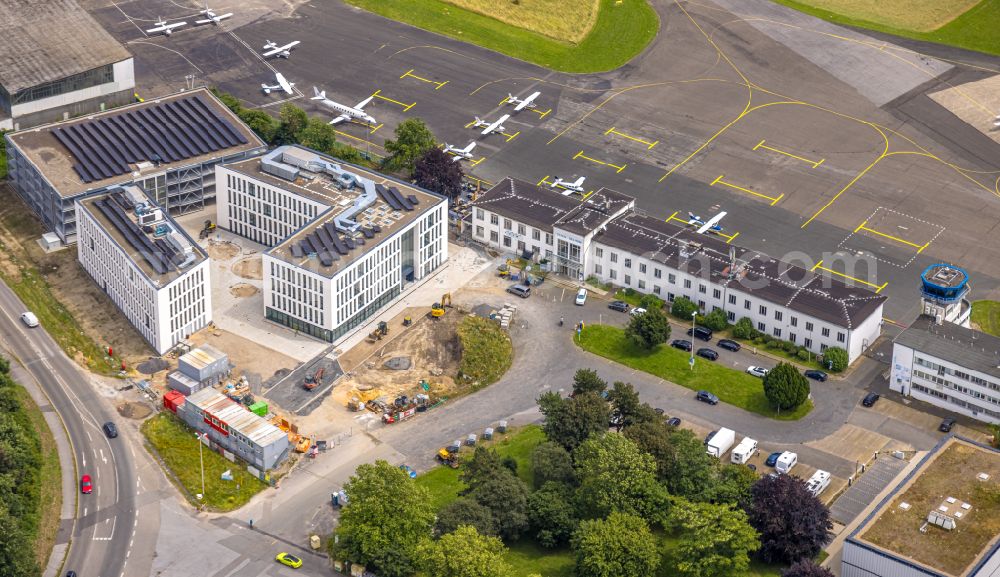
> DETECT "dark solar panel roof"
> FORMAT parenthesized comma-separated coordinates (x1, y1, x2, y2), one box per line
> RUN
(53, 94, 249, 184)
(95, 192, 175, 275)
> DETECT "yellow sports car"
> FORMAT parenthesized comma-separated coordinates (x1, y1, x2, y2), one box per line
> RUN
(275, 552, 302, 569)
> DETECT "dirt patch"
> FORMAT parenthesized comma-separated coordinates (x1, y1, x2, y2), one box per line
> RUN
(207, 240, 241, 260)
(117, 401, 153, 420)
(136, 357, 170, 375)
(187, 327, 298, 386)
(232, 256, 263, 280)
(230, 283, 259, 298)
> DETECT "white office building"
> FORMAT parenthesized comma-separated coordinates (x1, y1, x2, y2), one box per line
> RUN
(216, 146, 447, 343)
(471, 178, 886, 363)
(76, 186, 211, 354)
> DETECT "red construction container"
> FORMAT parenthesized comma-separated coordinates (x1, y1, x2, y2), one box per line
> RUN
(163, 390, 186, 413)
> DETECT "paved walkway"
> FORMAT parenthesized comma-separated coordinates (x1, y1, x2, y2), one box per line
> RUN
(829, 455, 909, 525)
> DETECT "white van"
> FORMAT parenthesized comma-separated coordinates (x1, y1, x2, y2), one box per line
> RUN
(775, 451, 798, 474)
(575, 287, 588, 305)
(731, 437, 758, 465)
(20, 312, 39, 328)
(806, 470, 831, 497)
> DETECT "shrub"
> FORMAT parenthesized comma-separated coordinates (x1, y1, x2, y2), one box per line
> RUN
(796, 349, 811, 362)
(670, 296, 698, 320)
(639, 293, 664, 311)
(822, 347, 849, 372)
(732, 317, 756, 340)
(782, 341, 797, 353)
(699, 308, 730, 331)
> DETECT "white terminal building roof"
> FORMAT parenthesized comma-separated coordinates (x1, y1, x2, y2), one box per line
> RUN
(185, 388, 287, 448)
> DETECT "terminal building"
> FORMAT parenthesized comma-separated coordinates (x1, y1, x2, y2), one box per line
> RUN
(5, 87, 266, 244)
(843, 436, 1000, 577)
(76, 186, 211, 354)
(470, 178, 886, 363)
(0, 0, 136, 131)
(216, 146, 448, 343)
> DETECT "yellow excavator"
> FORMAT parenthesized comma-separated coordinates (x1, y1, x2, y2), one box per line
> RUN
(430, 293, 452, 318)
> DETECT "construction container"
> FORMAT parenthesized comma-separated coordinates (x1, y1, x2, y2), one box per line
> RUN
(249, 401, 268, 417)
(178, 344, 230, 384)
(163, 390, 185, 413)
(497, 420, 508, 433)
(483, 427, 494, 440)
(167, 370, 204, 396)
(466, 434, 477, 446)
(447, 440, 462, 453)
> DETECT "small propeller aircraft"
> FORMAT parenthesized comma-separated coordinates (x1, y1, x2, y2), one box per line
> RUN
(505, 91, 541, 112)
(443, 142, 476, 162)
(262, 39, 301, 59)
(312, 87, 376, 125)
(261, 72, 294, 95)
(551, 176, 586, 194)
(471, 114, 510, 136)
(146, 17, 187, 36)
(195, 4, 233, 25)
(687, 211, 727, 234)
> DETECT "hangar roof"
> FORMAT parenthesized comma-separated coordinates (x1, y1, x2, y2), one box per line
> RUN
(0, 0, 132, 94)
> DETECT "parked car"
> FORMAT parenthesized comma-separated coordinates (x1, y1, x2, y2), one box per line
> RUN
(696, 348, 718, 361)
(275, 552, 303, 569)
(861, 392, 880, 407)
(696, 390, 719, 405)
(66, 572, 77, 577)
(718, 339, 741, 352)
(804, 369, 828, 382)
(575, 287, 588, 306)
(79, 475, 92, 494)
(671, 339, 693, 352)
(746, 366, 769, 378)
(704, 430, 718, 445)
(103, 421, 118, 438)
(20, 312, 39, 328)
(686, 326, 713, 341)
(765, 451, 782, 467)
(666, 417, 682, 427)
(629, 307, 648, 317)
(939, 417, 957, 432)
(608, 300, 630, 312)
(654, 407, 665, 415)
(506, 284, 531, 298)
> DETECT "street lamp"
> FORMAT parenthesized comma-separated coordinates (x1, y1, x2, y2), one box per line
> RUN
(196, 432, 206, 500)
(690, 311, 697, 370)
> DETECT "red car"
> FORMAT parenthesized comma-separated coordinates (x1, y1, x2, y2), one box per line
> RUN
(80, 475, 92, 494)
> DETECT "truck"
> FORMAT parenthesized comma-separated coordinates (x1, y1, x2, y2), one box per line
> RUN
(705, 427, 735, 458)
(731, 437, 758, 464)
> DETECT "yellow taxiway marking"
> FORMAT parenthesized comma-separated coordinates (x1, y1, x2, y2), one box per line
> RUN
(853, 220, 930, 252)
(370, 89, 416, 111)
(666, 211, 739, 243)
(537, 175, 553, 187)
(573, 150, 627, 173)
(368, 123, 383, 135)
(811, 260, 888, 293)
(665, 210, 688, 225)
(717, 231, 741, 244)
(466, 175, 493, 189)
(500, 131, 520, 142)
(469, 157, 485, 167)
(399, 69, 448, 90)
(711, 175, 783, 205)
(605, 127, 659, 150)
(580, 190, 596, 201)
(530, 107, 551, 119)
(753, 139, 824, 168)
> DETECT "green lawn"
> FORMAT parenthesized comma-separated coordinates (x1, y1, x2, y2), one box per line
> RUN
(142, 412, 267, 511)
(576, 325, 812, 420)
(505, 540, 575, 577)
(771, 0, 1000, 56)
(342, 0, 659, 73)
(972, 300, 1000, 337)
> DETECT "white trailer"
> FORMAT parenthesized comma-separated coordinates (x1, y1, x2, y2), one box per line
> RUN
(806, 470, 831, 496)
(731, 437, 758, 464)
(706, 427, 736, 458)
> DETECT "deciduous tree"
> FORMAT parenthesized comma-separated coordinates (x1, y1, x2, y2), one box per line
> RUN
(296, 118, 339, 155)
(237, 109, 278, 143)
(711, 464, 758, 512)
(626, 306, 671, 349)
(782, 559, 835, 577)
(666, 497, 760, 577)
(822, 347, 849, 372)
(573, 512, 660, 577)
(383, 118, 436, 172)
(670, 296, 698, 320)
(531, 442, 576, 489)
(274, 103, 308, 145)
(748, 474, 833, 564)
(528, 482, 578, 548)
(572, 368, 607, 396)
(699, 308, 730, 331)
(537, 391, 610, 452)
(763, 362, 810, 410)
(573, 433, 669, 524)
(469, 469, 530, 541)
(418, 525, 513, 577)
(414, 148, 464, 199)
(435, 497, 496, 537)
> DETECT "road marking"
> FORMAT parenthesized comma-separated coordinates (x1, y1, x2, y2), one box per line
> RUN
(580, 190, 596, 201)
(465, 175, 493, 190)
(711, 175, 783, 205)
(100, 448, 107, 465)
(82, 453, 86, 467)
(753, 139, 824, 168)
(369, 89, 416, 111)
(83, 507, 87, 517)
(367, 123, 384, 135)
(537, 175, 553, 187)
(605, 126, 659, 150)
(499, 130, 520, 142)
(399, 68, 448, 90)
(811, 260, 888, 293)
(86, 430, 92, 441)
(853, 220, 929, 252)
(573, 150, 626, 173)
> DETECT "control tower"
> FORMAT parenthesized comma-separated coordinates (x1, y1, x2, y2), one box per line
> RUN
(919, 264, 971, 327)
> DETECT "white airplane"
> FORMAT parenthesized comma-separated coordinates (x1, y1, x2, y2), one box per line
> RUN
(195, 4, 233, 25)
(261, 72, 294, 95)
(506, 91, 541, 112)
(687, 211, 726, 234)
(312, 87, 376, 125)
(262, 39, 301, 59)
(471, 114, 510, 136)
(443, 142, 476, 162)
(551, 176, 586, 194)
(146, 17, 186, 36)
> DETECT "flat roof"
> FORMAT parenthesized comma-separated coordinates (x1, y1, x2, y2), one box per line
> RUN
(0, 0, 131, 94)
(186, 388, 287, 448)
(472, 177, 580, 232)
(226, 147, 444, 278)
(895, 316, 1000, 381)
(854, 437, 1000, 577)
(180, 344, 228, 370)
(7, 88, 265, 197)
(78, 188, 207, 286)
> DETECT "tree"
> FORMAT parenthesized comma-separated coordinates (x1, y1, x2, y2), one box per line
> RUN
(748, 474, 833, 564)
(782, 559, 835, 577)
(383, 118, 436, 172)
(461, 446, 504, 492)
(296, 118, 339, 154)
(237, 109, 278, 144)
(332, 460, 434, 577)
(671, 296, 698, 320)
(211, 88, 242, 113)
(573, 433, 669, 524)
(414, 148, 464, 199)
(822, 347, 849, 372)
(537, 391, 610, 452)
(573, 512, 660, 577)
(711, 464, 759, 512)
(418, 525, 513, 577)
(625, 425, 717, 501)
(625, 306, 671, 349)
(0, 504, 38, 577)
(274, 103, 309, 145)
(606, 381, 657, 428)
(435, 498, 496, 537)
(699, 308, 730, 331)
(732, 317, 757, 340)
(666, 498, 760, 577)
(531, 442, 576, 489)
(763, 362, 810, 410)
(469, 469, 531, 541)
(638, 293, 664, 311)
(528, 482, 578, 548)
(572, 368, 607, 396)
